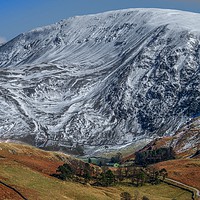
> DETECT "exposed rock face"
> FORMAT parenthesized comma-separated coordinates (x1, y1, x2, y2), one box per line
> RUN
(0, 8, 200, 152)
(134, 116, 200, 159)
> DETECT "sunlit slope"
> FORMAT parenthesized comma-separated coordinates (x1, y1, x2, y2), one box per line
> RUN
(0, 142, 192, 200)
(0, 9, 200, 151)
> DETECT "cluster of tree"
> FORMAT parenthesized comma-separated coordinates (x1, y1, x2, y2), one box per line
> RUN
(52, 162, 116, 186)
(52, 161, 167, 189)
(135, 147, 175, 166)
(110, 152, 123, 164)
(87, 152, 122, 167)
(52, 163, 74, 180)
(97, 169, 116, 186)
(115, 166, 167, 187)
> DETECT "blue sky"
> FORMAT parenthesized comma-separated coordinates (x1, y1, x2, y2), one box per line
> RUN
(0, 0, 200, 42)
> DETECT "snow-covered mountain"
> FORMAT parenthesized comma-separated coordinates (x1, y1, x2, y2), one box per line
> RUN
(0, 8, 200, 153)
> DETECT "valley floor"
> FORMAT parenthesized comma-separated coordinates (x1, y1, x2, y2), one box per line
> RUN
(0, 142, 195, 200)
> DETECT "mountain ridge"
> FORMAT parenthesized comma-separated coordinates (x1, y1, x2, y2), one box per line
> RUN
(1, 8, 200, 68)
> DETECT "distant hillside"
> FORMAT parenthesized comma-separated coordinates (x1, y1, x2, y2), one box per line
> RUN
(134, 116, 200, 161)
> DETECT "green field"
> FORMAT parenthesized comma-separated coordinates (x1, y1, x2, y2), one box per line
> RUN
(0, 161, 192, 200)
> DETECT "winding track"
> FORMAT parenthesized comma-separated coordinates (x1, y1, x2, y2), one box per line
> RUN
(0, 176, 199, 199)
(165, 178, 200, 200)
(0, 180, 28, 200)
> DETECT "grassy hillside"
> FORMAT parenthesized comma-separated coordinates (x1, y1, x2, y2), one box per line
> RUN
(154, 159, 200, 191)
(119, 117, 200, 195)
(0, 142, 193, 200)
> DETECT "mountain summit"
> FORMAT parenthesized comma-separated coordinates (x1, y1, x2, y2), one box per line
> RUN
(0, 8, 200, 153)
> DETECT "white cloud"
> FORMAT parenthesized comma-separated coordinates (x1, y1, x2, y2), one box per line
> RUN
(0, 37, 6, 44)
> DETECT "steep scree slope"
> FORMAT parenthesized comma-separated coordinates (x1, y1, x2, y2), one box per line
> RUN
(0, 9, 200, 152)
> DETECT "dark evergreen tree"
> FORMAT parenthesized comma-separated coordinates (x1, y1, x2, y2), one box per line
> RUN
(83, 163, 91, 182)
(98, 161, 102, 167)
(88, 157, 92, 163)
(56, 163, 74, 180)
(99, 170, 115, 186)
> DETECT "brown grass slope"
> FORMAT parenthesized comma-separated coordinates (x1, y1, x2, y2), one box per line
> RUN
(0, 142, 193, 200)
(154, 159, 200, 191)
(124, 117, 200, 191)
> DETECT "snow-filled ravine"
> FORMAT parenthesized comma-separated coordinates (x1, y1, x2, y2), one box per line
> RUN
(0, 8, 200, 153)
